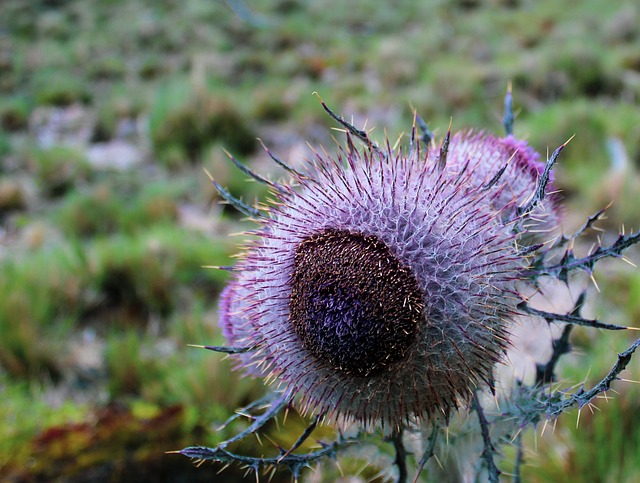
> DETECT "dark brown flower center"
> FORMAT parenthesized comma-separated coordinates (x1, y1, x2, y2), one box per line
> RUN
(289, 229, 424, 377)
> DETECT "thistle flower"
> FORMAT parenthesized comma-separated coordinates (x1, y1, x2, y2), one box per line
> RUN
(212, 99, 562, 431)
(177, 93, 640, 482)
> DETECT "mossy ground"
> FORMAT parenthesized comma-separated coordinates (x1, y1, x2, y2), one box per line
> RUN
(1, 0, 639, 480)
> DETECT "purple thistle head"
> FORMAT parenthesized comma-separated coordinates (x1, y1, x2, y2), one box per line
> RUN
(213, 105, 562, 430)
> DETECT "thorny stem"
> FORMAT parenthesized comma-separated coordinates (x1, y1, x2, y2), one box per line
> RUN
(535, 292, 584, 385)
(258, 138, 308, 179)
(390, 430, 408, 483)
(517, 243, 545, 256)
(436, 119, 452, 172)
(472, 392, 501, 483)
(223, 148, 288, 194)
(536, 324, 574, 385)
(482, 162, 509, 191)
(413, 421, 438, 483)
(176, 401, 353, 480)
(512, 430, 524, 483)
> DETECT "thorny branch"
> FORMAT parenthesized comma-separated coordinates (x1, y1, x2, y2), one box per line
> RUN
(204, 169, 264, 219)
(174, 393, 357, 480)
(515, 137, 571, 220)
(551, 206, 609, 250)
(536, 230, 640, 282)
(473, 392, 501, 483)
(176, 437, 357, 480)
(218, 391, 291, 448)
(279, 412, 325, 459)
(214, 392, 283, 431)
(519, 301, 629, 331)
(500, 336, 640, 431)
(415, 114, 434, 148)
(546, 337, 640, 419)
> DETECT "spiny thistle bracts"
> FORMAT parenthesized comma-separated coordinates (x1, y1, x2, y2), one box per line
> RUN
(213, 99, 562, 430)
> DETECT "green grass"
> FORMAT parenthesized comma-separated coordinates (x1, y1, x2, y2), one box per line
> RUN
(149, 78, 258, 168)
(0, 244, 89, 379)
(24, 145, 92, 197)
(0, 95, 32, 132)
(53, 178, 186, 238)
(89, 226, 232, 321)
(0, 378, 90, 470)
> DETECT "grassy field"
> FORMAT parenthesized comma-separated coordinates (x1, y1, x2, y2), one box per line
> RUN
(1, 0, 640, 481)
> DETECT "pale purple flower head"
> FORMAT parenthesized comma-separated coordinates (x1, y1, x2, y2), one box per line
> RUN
(214, 110, 561, 430)
(445, 131, 561, 239)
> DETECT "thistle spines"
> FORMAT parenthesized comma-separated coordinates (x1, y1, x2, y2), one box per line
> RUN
(516, 135, 574, 220)
(222, 147, 289, 195)
(204, 168, 264, 219)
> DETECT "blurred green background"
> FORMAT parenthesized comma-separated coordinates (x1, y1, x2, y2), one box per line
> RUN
(1, 0, 639, 481)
